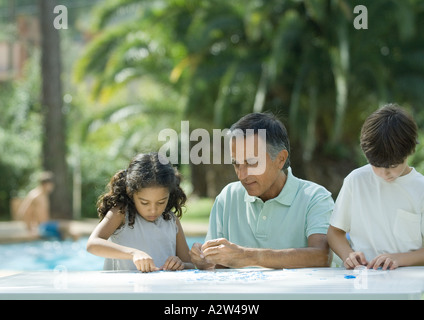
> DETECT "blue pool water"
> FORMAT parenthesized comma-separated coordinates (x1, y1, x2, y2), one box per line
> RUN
(0, 236, 205, 271)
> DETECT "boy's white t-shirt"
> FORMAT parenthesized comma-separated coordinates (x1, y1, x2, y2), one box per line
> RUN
(330, 164, 424, 261)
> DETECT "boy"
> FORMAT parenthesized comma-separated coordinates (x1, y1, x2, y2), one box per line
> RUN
(328, 104, 424, 270)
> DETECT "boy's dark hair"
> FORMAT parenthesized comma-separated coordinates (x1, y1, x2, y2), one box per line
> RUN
(360, 104, 418, 168)
(229, 112, 291, 170)
(97, 152, 187, 227)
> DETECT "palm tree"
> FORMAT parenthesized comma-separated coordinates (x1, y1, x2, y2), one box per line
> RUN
(74, 0, 424, 197)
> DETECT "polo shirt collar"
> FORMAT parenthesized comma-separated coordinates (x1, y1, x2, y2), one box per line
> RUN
(244, 167, 299, 206)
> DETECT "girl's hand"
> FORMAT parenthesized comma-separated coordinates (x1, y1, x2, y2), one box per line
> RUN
(161, 256, 184, 271)
(344, 251, 368, 269)
(132, 251, 160, 273)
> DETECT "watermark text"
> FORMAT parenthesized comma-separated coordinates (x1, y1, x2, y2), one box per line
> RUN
(158, 121, 267, 175)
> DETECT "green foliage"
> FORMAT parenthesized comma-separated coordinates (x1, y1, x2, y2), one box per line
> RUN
(72, 0, 424, 191)
(183, 197, 213, 223)
(3, 0, 424, 219)
(410, 133, 424, 174)
(0, 53, 42, 219)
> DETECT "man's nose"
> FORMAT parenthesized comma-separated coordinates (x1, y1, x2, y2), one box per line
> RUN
(236, 164, 249, 181)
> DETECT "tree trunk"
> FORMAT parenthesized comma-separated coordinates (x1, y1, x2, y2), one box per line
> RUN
(38, 0, 72, 219)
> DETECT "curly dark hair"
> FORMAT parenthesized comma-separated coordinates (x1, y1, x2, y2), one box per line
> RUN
(97, 152, 187, 227)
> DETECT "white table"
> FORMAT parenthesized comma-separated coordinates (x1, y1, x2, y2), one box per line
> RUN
(0, 267, 423, 300)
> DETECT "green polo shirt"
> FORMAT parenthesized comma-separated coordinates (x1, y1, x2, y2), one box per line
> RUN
(205, 168, 334, 249)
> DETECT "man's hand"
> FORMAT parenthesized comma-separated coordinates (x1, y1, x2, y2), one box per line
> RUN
(201, 238, 246, 268)
(189, 242, 216, 270)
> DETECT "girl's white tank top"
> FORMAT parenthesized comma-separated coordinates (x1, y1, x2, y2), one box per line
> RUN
(103, 212, 178, 270)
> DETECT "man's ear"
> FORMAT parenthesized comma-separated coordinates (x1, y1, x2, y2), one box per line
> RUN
(277, 149, 289, 170)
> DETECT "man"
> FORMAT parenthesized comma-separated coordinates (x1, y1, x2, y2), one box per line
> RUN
(190, 112, 334, 269)
(18, 171, 77, 240)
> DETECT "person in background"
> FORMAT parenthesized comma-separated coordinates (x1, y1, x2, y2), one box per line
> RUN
(87, 152, 194, 272)
(328, 104, 424, 270)
(17, 171, 76, 240)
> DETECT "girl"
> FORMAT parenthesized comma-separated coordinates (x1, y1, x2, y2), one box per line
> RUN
(87, 152, 194, 272)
